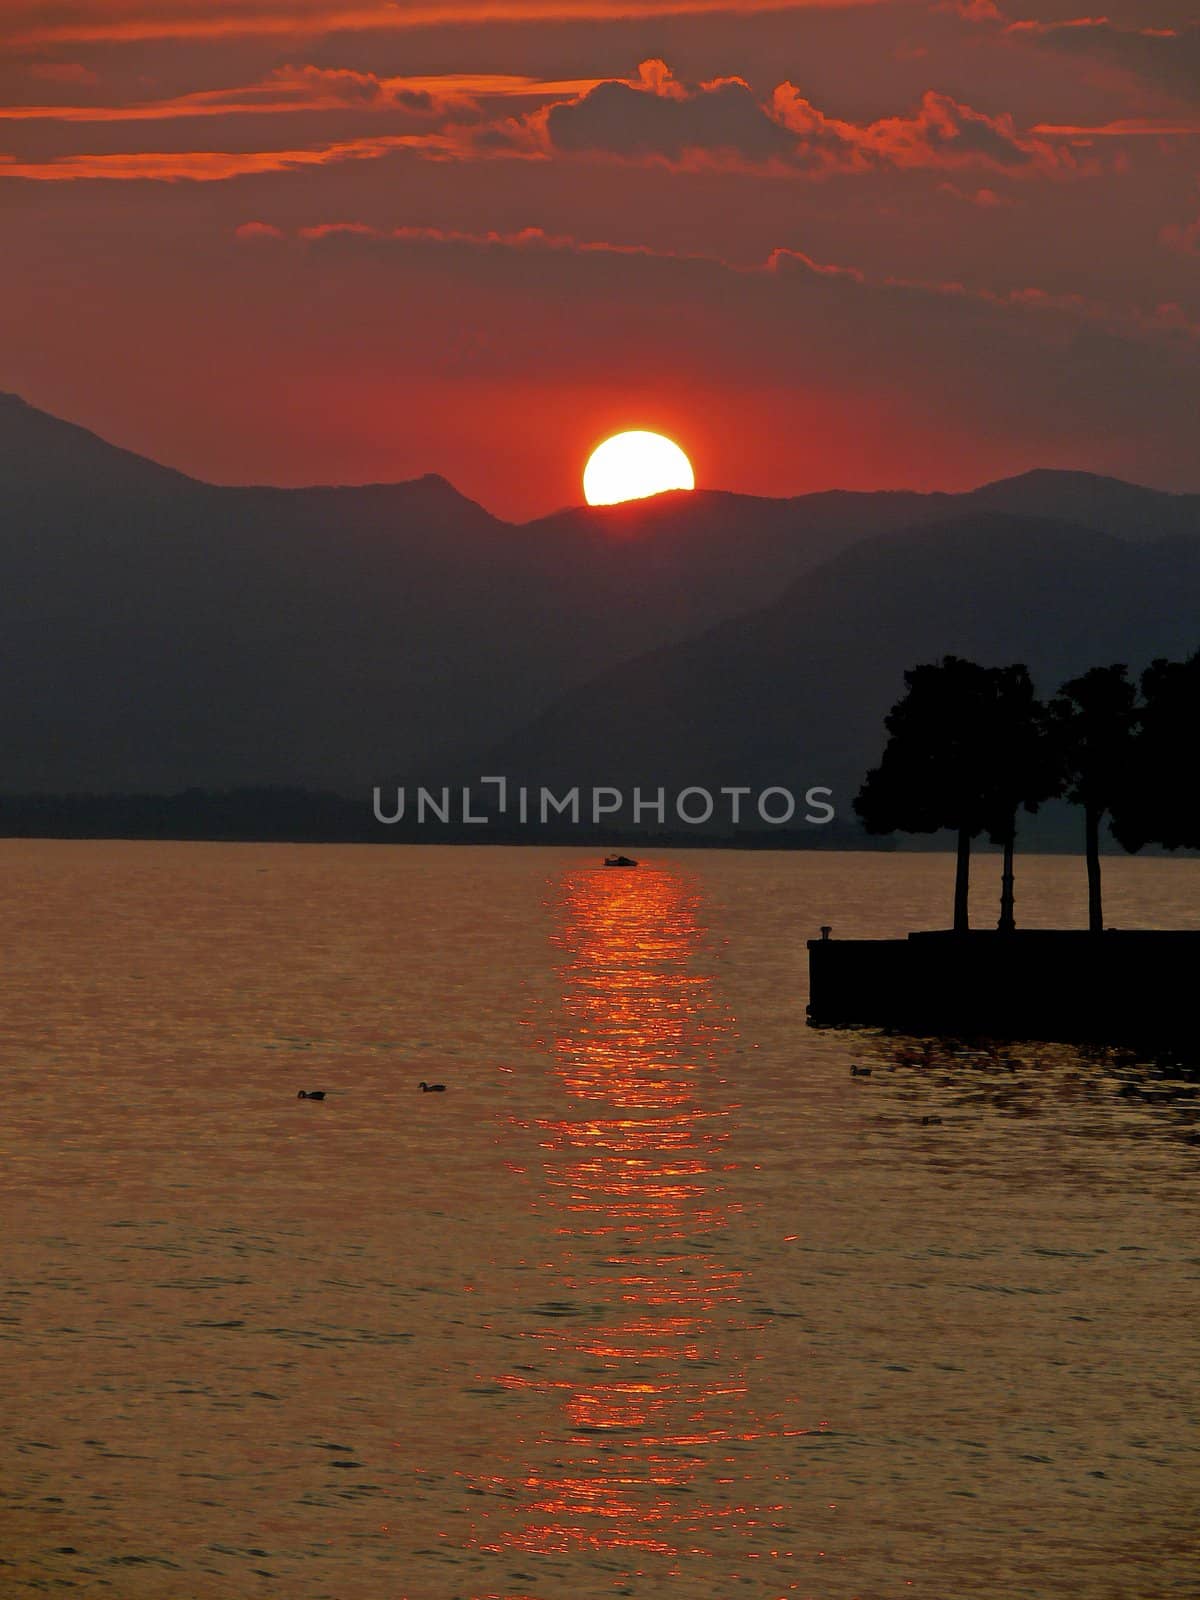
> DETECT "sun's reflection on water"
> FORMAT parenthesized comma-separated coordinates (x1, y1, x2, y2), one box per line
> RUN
(469, 861, 803, 1580)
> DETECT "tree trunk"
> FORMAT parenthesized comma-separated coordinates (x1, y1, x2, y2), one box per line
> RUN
(954, 827, 971, 934)
(998, 814, 1016, 934)
(1086, 804, 1104, 934)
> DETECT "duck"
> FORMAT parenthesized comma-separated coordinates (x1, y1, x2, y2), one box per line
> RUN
(921, 1114, 943, 1126)
(850, 1065, 872, 1078)
(419, 1081, 447, 1093)
(297, 1090, 326, 1100)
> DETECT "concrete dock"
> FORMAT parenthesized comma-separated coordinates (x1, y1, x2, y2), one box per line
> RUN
(807, 929, 1200, 1043)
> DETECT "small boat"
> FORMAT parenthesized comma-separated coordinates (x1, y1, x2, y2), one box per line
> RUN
(603, 854, 639, 868)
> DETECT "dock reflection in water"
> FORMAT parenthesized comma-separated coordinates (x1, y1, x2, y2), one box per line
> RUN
(470, 861, 803, 1587)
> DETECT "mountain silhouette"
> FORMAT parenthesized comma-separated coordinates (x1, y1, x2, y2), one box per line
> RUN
(962, 468, 1200, 542)
(2, 392, 1198, 795)
(485, 512, 1200, 822)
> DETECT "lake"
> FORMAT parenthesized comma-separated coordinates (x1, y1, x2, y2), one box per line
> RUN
(1, 841, 1197, 1599)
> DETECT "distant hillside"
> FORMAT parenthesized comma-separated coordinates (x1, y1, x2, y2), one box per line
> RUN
(2, 391, 1198, 796)
(485, 512, 1200, 836)
(963, 469, 1200, 543)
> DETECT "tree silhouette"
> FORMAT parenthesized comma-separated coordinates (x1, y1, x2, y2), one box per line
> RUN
(855, 657, 1002, 933)
(857, 658, 1060, 932)
(1049, 664, 1139, 933)
(983, 664, 1061, 934)
(1111, 649, 1200, 854)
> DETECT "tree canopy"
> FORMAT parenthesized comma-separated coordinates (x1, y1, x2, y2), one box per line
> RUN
(855, 648, 1197, 935)
(855, 656, 1059, 932)
(1112, 650, 1200, 853)
(855, 656, 1001, 843)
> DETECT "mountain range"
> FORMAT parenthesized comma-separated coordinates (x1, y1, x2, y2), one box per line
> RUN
(3, 391, 1198, 823)
(489, 513, 1200, 816)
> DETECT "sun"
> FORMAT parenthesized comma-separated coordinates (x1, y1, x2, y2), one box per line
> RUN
(583, 431, 695, 507)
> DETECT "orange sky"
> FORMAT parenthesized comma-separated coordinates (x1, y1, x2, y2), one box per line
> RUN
(1, 0, 1197, 517)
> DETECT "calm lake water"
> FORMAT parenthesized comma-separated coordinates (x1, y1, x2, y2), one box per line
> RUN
(1, 842, 1197, 1599)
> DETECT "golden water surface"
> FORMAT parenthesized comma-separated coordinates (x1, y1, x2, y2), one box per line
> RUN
(1, 842, 1197, 1599)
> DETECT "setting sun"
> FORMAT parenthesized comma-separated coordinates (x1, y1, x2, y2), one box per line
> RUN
(583, 431, 695, 507)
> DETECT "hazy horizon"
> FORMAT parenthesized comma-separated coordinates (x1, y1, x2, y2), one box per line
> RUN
(5, 389, 1198, 523)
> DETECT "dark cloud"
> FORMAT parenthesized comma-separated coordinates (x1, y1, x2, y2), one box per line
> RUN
(1011, 19, 1200, 104)
(831, 87, 1049, 168)
(4, 56, 1062, 181)
(542, 61, 1058, 174)
(546, 62, 794, 164)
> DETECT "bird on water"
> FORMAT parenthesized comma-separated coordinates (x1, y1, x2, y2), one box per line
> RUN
(297, 1090, 326, 1100)
(419, 1081, 447, 1093)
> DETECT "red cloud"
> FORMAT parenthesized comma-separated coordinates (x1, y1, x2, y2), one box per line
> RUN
(0, 56, 1088, 184)
(774, 84, 1063, 171)
(251, 219, 1198, 343)
(2, 0, 896, 48)
(0, 64, 466, 125)
(0, 132, 444, 181)
(290, 221, 699, 262)
(540, 62, 1067, 175)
